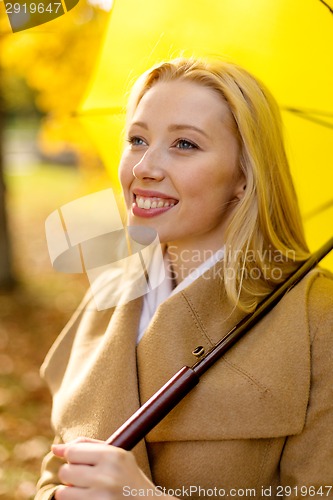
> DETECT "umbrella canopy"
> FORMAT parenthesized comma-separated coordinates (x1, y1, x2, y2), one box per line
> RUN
(4, 0, 80, 32)
(79, 0, 333, 269)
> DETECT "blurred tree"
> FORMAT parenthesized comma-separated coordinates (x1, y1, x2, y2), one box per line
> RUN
(0, 64, 15, 288)
(0, 0, 110, 167)
(0, 1, 110, 286)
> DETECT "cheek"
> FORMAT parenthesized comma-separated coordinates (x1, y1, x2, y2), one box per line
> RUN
(183, 169, 237, 211)
(118, 158, 133, 198)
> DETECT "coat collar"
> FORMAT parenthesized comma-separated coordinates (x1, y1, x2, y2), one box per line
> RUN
(137, 261, 313, 440)
(43, 292, 152, 477)
(42, 261, 319, 470)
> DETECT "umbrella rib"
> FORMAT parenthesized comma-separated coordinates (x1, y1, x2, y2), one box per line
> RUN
(304, 199, 333, 220)
(284, 108, 333, 129)
(287, 109, 333, 118)
(319, 0, 333, 14)
(75, 107, 333, 128)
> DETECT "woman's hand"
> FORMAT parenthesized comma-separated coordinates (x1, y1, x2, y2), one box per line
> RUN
(52, 437, 161, 499)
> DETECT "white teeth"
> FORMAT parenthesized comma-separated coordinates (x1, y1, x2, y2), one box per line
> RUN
(135, 196, 176, 210)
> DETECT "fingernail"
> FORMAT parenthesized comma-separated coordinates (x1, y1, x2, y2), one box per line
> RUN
(52, 444, 65, 454)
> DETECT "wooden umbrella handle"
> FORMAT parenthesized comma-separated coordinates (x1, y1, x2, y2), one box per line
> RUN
(106, 236, 333, 451)
(106, 366, 199, 449)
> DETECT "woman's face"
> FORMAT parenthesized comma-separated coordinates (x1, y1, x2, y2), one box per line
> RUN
(119, 79, 244, 251)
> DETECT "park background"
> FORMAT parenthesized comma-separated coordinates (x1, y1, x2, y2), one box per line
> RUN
(0, 1, 112, 497)
(0, 1, 332, 498)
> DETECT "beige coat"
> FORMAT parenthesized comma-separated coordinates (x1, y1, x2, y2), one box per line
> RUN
(35, 264, 333, 499)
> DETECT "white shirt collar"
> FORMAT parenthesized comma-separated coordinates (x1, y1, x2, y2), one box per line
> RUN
(170, 247, 225, 297)
(137, 247, 224, 343)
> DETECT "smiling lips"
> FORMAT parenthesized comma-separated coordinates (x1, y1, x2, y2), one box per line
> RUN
(132, 193, 178, 217)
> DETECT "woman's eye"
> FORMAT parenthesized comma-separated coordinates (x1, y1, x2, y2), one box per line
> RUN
(127, 136, 147, 147)
(175, 139, 198, 150)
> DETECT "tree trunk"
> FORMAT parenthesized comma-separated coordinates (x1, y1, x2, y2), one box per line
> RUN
(0, 69, 15, 289)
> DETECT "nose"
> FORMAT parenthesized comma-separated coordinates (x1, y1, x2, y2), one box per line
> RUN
(132, 148, 165, 182)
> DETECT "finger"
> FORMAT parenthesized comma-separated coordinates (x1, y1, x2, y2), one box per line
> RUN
(63, 442, 111, 466)
(58, 463, 95, 488)
(54, 485, 90, 500)
(58, 463, 126, 495)
(52, 444, 66, 458)
(54, 486, 74, 500)
(52, 437, 105, 457)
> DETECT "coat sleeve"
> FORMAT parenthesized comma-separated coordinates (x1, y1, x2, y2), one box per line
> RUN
(34, 436, 64, 500)
(279, 273, 333, 498)
(34, 291, 94, 500)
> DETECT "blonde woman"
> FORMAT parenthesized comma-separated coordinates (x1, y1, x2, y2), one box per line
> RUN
(36, 58, 333, 499)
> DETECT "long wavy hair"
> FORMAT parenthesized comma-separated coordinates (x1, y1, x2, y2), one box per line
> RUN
(125, 57, 310, 312)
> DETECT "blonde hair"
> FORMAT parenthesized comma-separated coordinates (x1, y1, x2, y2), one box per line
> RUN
(126, 57, 310, 312)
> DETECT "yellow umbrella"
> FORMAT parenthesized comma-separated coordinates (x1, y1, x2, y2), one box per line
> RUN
(78, 0, 333, 269)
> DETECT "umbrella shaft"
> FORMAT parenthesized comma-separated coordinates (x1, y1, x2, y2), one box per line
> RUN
(106, 236, 333, 450)
(106, 366, 199, 450)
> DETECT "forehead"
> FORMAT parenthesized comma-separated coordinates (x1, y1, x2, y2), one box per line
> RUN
(133, 79, 233, 126)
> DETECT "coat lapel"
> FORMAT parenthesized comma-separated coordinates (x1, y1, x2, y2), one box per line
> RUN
(137, 261, 312, 441)
(44, 292, 152, 477)
(42, 261, 317, 473)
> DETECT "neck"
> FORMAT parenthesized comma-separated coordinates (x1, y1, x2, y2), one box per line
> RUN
(166, 240, 224, 286)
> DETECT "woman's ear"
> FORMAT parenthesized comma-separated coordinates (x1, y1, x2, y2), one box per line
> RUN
(234, 180, 246, 202)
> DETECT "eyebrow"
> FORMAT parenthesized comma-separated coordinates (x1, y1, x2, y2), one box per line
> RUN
(129, 121, 209, 139)
(130, 121, 148, 130)
(168, 124, 209, 138)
